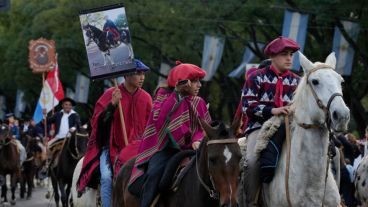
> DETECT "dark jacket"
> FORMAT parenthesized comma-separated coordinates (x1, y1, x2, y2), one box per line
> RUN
(48, 110, 81, 135)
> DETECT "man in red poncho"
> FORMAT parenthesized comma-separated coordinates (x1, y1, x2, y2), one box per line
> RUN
(77, 59, 152, 207)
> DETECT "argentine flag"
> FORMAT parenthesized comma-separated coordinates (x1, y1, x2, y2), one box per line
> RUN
(201, 35, 225, 81)
(282, 9, 309, 71)
(33, 63, 64, 124)
(228, 43, 264, 78)
(332, 20, 360, 76)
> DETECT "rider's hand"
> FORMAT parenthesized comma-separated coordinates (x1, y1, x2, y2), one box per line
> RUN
(42, 108, 47, 115)
(69, 127, 76, 133)
(271, 106, 289, 115)
(49, 130, 55, 137)
(192, 141, 201, 150)
(111, 88, 122, 106)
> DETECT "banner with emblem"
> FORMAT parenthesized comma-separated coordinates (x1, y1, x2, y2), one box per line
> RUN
(79, 3, 135, 80)
(332, 20, 360, 76)
(282, 9, 309, 71)
(28, 38, 56, 73)
(201, 35, 225, 81)
(75, 73, 90, 103)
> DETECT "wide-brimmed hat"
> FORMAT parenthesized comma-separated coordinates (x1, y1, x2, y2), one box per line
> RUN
(135, 59, 150, 72)
(5, 113, 14, 119)
(59, 97, 76, 106)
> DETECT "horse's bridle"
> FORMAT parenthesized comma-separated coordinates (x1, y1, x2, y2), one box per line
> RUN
(298, 64, 343, 131)
(66, 131, 89, 160)
(195, 138, 238, 200)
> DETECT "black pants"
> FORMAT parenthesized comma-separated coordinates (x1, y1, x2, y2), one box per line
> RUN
(139, 148, 177, 207)
(260, 123, 286, 183)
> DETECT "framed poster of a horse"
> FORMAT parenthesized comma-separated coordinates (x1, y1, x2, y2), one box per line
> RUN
(79, 3, 135, 80)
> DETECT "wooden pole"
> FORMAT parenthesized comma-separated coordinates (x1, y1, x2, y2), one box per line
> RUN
(113, 78, 129, 146)
(42, 72, 47, 144)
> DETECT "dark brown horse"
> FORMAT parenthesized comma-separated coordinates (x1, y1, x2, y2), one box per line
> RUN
(112, 120, 242, 207)
(0, 124, 20, 205)
(20, 134, 46, 199)
(50, 127, 89, 207)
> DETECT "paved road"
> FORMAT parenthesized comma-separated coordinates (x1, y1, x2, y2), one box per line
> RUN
(1, 180, 56, 207)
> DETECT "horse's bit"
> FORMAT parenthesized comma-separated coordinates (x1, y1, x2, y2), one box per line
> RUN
(195, 138, 238, 200)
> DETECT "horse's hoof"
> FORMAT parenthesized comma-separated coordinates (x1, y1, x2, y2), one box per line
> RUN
(10, 200, 15, 206)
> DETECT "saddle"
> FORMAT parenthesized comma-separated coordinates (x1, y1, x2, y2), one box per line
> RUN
(48, 139, 65, 169)
(158, 150, 195, 192)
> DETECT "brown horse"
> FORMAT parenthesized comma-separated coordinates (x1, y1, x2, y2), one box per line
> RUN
(0, 124, 20, 205)
(50, 127, 89, 207)
(20, 134, 46, 199)
(112, 120, 242, 207)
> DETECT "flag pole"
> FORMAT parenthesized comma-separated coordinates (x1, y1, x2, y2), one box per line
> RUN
(42, 72, 47, 144)
(113, 78, 128, 146)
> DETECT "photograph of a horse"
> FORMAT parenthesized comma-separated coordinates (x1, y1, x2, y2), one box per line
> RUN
(79, 4, 135, 80)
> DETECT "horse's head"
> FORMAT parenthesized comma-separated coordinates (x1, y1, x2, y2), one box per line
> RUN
(296, 52, 350, 132)
(69, 124, 89, 159)
(200, 120, 241, 207)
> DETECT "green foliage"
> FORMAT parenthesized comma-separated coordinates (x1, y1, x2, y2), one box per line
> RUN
(0, 0, 367, 133)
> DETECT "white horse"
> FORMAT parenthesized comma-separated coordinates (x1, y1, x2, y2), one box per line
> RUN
(260, 52, 350, 206)
(71, 157, 98, 207)
(354, 155, 368, 206)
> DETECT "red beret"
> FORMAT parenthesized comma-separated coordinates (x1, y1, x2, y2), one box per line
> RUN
(264, 36, 300, 56)
(167, 61, 206, 87)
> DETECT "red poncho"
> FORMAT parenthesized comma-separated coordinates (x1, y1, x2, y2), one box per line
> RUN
(128, 88, 211, 186)
(78, 85, 152, 193)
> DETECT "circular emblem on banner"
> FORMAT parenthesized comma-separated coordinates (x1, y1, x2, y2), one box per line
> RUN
(29, 38, 56, 73)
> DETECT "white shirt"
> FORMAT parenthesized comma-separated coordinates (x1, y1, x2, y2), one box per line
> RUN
(55, 110, 76, 139)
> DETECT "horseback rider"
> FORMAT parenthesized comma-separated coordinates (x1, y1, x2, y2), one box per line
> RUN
(103, 15, 120, 46)
(241, 36, 300, 206)
(6, 112, 27, 165)
(46, 97, 81, 146)
(77, 59, 152, 207)
(127, 61, 212, 207)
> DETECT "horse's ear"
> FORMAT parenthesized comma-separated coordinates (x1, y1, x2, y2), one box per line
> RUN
(325, 52, 336, 69)
(298, 51, 314, 73)
(199, 119, 216, 139)
(230, 116, 241, 137)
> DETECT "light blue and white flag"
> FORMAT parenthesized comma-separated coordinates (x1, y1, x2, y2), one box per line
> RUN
(0, 96, 6, 120)
(201, 35, 225, 81)
(282, 9, 309, 71)
(66, 88, 75, 100)
(14, 90, 26, 118)
(332, 20, 360, 76)
(75, 73, 90, 103)
(228, 43, 264, 78)
(158, 62, 171, 86)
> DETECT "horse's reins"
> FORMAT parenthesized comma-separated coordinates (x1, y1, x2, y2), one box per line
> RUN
(284, 64, 342, 207)
(195, 138, 238, 200)
(66, 132, 89, 160)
